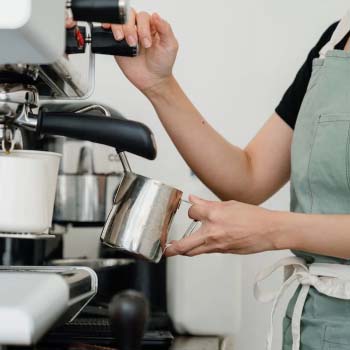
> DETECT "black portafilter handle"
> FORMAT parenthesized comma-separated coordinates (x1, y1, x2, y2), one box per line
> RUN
(65, 26, 138, 57)
(109, 291, 150, 350)
(36, 111, 157, 160)
(70, 0, 130, 24)
(91, 27, 138, 57)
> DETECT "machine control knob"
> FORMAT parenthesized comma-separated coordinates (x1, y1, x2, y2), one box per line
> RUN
(109, 290, 150, 350)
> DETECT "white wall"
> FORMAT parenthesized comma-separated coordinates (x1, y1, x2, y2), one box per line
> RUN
(66, 1, 350, 349)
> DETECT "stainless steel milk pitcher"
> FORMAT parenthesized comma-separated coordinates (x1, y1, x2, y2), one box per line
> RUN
(101, 156, 199, 263)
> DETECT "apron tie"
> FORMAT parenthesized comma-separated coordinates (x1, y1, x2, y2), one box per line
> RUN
(254, 257, 350, 350)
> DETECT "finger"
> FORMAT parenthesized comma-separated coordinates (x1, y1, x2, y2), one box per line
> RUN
(111, 24, 124, 41)
(150, 20, 157, 37)
(123, 8, 138, 47)
(151, 13, 176, 46)
(164, 229, 207, 257)
(189, 194, 215, 206)
(188, 204, 210, 221)
(185, 244, 218, 257)
(102, 23, 112, 30)
(185, 237, 228, 256)
(136, 12, 152, 49)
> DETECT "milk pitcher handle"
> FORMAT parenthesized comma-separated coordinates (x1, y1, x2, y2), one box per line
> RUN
(183, 220, 200, 238)
(181, 199, 200, 238)
(164, 220, 200, 254)
(163, 199, 201, 253)
(180, 199, 200, 238)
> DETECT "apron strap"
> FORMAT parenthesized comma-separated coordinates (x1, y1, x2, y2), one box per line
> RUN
(254, 256, 307, 302)
(254, 257, 308, 350)
(291, 284, 310, 350)
(319, 10, 350, 58)
(256, 257, 350, 350)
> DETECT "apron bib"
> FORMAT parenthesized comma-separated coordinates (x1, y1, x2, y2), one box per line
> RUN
(255, 12, 350, 350)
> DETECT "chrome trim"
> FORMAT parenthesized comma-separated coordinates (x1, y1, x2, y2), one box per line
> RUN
(65, 266, 98, 321)
(0, 85, 38, 108)
(118, 152, 132, 172)
(13, 105, 38, 131)
(0, 85, 38, 126)
(118, 0, 131, 24)
(50, 258, 134, 270)
(0, 233, 55, 240)
(74, 104, 111, 117)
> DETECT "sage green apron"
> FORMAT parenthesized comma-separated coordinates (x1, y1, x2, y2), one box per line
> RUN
(254, 13, 350, 350)
(283, 15, 350, 350)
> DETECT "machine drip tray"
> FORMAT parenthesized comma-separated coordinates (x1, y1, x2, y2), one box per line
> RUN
(37, 317, 174, 350)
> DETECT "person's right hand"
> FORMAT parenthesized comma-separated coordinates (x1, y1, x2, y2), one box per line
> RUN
(103, 10, 179, 95)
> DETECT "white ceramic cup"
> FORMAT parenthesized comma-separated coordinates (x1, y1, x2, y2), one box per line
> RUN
(0, 151, 61, 234)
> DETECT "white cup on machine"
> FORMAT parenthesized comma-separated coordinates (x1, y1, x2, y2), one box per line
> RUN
(0, 150, 61, 234)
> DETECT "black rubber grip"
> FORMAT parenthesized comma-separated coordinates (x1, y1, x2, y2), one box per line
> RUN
(37, 112, 157, 160)
(91, 27, 138, 57)
(71, 0, 129, 24)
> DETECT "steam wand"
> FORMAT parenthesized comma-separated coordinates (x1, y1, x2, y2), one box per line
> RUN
(12, 108, 157, 161)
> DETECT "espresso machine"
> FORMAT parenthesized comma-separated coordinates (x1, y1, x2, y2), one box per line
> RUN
(0, 0, 172, 349)
(0, 2, 235, 350)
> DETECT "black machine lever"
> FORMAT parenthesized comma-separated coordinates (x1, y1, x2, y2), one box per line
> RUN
(69, 0, 130, 24)
(66, 26, 138, 57)
(36, 111, 157, 160)
(109, 291, 150, 350)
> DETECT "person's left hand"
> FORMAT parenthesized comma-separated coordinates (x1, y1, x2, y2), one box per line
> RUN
(164, 195, 279, 257)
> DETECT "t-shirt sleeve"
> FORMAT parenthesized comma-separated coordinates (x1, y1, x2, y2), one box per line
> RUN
(276, 22, 339, 129)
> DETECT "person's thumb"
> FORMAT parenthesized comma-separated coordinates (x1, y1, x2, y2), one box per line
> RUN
(189, 195, 215, 206)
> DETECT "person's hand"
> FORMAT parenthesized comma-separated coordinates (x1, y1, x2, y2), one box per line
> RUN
(165, 196, 279, 257)
(103, 10, 179, 94)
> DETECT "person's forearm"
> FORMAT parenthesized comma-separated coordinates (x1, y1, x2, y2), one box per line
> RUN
(144, 76, 252, 201)
(273, 211, 350, 259)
